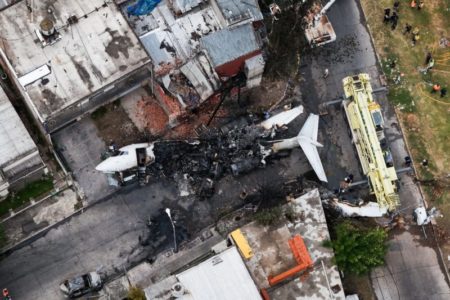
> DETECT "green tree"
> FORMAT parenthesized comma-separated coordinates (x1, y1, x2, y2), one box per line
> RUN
(327, 222, 388, 275)
(0, 223, 7, 248)
(127, 285, 146, 300)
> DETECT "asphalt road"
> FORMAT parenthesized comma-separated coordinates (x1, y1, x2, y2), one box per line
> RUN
(300, 0, 450, 299)
(0, 125, 312, 300)
(1, 0, 449, 299)
(0, 182, 178, 299)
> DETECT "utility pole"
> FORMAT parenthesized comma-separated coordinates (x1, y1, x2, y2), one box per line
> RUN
(165, 208, 178, 253)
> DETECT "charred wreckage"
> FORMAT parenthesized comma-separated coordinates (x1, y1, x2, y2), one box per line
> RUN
(96, 106, 327, 199)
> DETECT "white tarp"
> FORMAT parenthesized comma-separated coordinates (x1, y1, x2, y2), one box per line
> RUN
(18, 64, 51, 87)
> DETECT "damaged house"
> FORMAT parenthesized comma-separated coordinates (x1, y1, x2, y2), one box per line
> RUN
(120, 0, 266, 122)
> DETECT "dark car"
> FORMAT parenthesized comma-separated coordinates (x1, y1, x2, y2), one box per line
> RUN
(59, 272, 102, 298)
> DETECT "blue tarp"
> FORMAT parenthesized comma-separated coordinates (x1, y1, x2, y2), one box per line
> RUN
(127, 0, 161, 16)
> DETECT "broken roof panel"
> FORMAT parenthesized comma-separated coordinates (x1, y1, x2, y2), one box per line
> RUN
(200, 23, 260, 67)
(180, 53, 220, 100)
(0, 0, 149, 120)
(214, 0, 263, 26)
(0, 87, 38, 168)
(171, 0, 204, 14)
(139, 4, 221, 74)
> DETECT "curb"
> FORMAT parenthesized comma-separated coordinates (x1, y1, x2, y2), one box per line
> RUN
(0, 181, 71, 224)
(0, 187, 119, 257)
(358, 0, 450, 287)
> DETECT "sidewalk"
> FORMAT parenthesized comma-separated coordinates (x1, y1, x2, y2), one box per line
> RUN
(101, 227, 224, 299)
(0, 181, 79, 252)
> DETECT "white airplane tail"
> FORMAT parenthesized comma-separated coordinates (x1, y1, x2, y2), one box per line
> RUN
(272, 114, 328, 182)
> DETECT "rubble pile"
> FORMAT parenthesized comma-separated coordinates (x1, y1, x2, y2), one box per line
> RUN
(136, 97, 169, 136)
(145, 120, 281, 198)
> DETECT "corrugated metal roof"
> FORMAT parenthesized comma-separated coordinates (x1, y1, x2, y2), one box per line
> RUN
(139, 4, 221, 72)
(215, 0, 264, 25)
(172, 0, 203, 14)
(0, 87, 38, 168)
(176, 247, 262, 300)
(180, 54, 220, 100)
(200, 23, 260, 67)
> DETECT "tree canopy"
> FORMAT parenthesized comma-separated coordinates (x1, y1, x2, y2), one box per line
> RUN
(327, 222, 388, 275)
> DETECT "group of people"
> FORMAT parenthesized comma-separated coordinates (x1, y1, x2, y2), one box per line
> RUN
(383, 1, 424, 45)
(383, 7, 399, 30)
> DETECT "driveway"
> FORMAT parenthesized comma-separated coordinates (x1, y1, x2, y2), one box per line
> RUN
(52, 117, 115, 203)
(300, 0, 450, 298)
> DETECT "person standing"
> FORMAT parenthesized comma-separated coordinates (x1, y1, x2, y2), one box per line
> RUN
(425, 52, 432, 65)
(418, 1, 424, 10)
(431, 83, 441, 93)
(394, 1, 400, 12)
(412, 27, 420, 45)
(383, 8, 391, 24)
(403, 23, 412, 34)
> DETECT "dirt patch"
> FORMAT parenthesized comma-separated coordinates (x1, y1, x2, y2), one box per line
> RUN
(91, 101, 146, 147)
(247, 78, 290, 110)
(405, 113, 419, 129)
(164, 96, 231, 139)
(341, 273, 375, 300)
(136, 97, 169, 136)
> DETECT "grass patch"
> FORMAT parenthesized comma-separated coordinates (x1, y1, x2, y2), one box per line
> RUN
(388, 87, 415, 112)
(91, 106, 108, 120)
(0, 178, 54, 217)
(0, 224, 6, 248)
(361, 0, 450, 206)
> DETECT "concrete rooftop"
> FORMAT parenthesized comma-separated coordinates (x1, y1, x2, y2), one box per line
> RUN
(0, 0, 149, 120)
(240, 189, 346, 300)
(0, 86, 38, 168)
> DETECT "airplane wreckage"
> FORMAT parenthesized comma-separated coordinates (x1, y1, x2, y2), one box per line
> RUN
(96, 105, 327, 197)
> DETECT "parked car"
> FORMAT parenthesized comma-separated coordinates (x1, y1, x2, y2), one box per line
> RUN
(59, 272, 102, 298)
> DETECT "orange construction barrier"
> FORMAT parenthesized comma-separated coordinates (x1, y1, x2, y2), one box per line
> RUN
(267, 235, 313, 286)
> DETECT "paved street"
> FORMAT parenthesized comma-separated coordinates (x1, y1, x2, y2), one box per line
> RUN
(1, 1, 449, 299)
(0, 182, 178, 299)
(300, 0, 450, 299)
(0, 138, 311, 299)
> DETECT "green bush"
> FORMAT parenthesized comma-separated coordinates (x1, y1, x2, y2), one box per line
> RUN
(0, 224, 7, 248)
(254, 206, 282, 226)
(91, 106, 107, 120)
(127, 285, 146, 300)
(327, 222, 387, 275)
(0, 178, 54, 217)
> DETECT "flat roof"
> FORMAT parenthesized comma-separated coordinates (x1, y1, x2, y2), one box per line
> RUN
(240, 189, 346, 299)
(0, 87, 38, 168)
(0, 0, 149, 120)
(146, 247, 262, 300)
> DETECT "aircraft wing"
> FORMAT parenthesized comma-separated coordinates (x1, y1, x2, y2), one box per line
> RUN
(298, 114, 328, 182)
(260, 105, 304, 130)
(299, 113, 319, 141)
